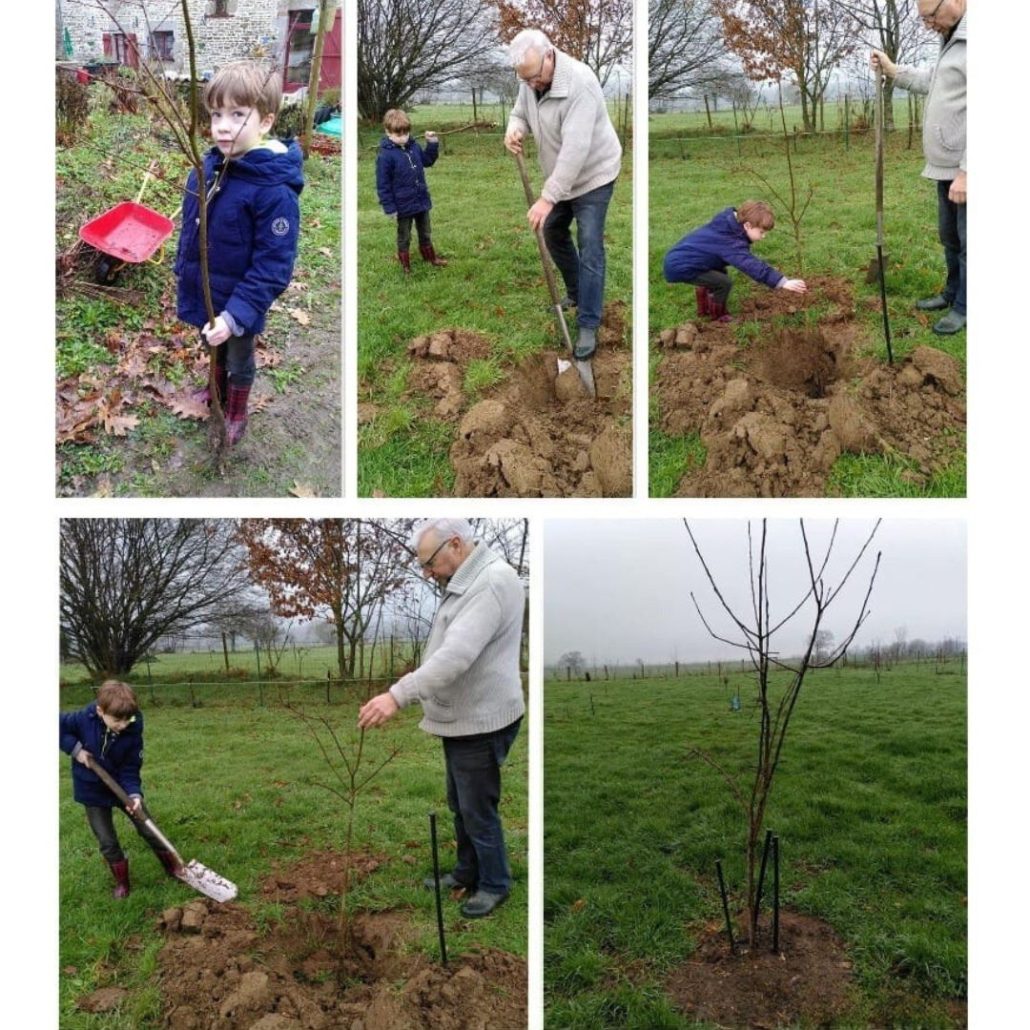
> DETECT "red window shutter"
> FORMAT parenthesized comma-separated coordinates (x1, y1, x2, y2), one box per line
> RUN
(102, 32, 113, 58)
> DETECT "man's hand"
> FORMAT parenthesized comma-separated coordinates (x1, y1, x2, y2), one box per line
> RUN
(358, 691, 399, 729)
(527, 197, 554, 232)
(202, 315, 231, 347)
(75, 749, 93, 767)
(870, 49, 897, 79)
(949, 171, 967, 204)
(504, 128, 524, 155)
(780, 278, 808, 294)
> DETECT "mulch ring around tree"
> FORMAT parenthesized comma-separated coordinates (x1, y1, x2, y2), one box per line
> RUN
(149, 850, 526, 1030)
(666, 910, 857, 1028)
(392, 301, 631, 497)
(654, 275, 966, 497)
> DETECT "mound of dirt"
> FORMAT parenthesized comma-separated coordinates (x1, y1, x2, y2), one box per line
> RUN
(404, 302, 631, 497)
(654, 277, 965, 496)
(156, 854, 527, 1030)
(666, 910, 856, 1028)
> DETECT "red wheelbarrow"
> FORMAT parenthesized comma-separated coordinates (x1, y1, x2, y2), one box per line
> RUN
(78, 168, 176, 284)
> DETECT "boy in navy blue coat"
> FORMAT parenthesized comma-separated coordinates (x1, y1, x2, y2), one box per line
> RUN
(175, 62, 304, 445)
(663, 201, 807, 321)
(376, 108, 447, 274)
(59, 681, 177, 898)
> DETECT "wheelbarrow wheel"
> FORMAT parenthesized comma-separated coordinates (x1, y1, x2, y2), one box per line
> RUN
(94, 256, 120, 285)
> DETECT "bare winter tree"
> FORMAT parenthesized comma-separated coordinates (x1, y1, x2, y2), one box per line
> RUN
(357, 0, 501, 121)
(648, 0, 729, 102)
(684, 518, 881, 947)
(60, 519, 255, 678)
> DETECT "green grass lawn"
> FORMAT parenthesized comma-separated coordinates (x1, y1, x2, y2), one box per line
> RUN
(56, 98, 340, 497)
(357, 109, 632, 496)
(649, 125, 965, 498)
(544, 664, 966, 1028)
(59, 687, 528, 1028)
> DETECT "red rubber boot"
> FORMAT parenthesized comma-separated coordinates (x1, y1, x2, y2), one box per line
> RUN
(398, 250, 412, 275)
(708, 296, 734, 323)
(154, 849, 183, 878)
(419, 244, 448, 267)
(225, 382, 251, 445)
(694, 287, 710, 318)
(108, 858, 130, 898)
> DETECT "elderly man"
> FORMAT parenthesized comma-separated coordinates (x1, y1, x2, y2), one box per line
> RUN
(503, 28, 622, 360)
(358, 518, 525, 919)
(872, 0, 966, 335)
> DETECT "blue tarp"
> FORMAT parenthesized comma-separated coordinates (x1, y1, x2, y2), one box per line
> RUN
(315, 117, 342, 138)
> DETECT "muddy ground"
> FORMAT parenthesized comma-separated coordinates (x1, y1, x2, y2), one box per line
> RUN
(78, 849, 527, 1029)
(373, 302, 632, 497)
(653, 277, 965, 497)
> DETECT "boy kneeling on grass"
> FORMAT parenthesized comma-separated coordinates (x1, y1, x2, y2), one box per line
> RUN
(59, 681, 176, 899)
(175, 61, 304, 446)
(663, 200, 807, 322)
(375, 108, 448, 274)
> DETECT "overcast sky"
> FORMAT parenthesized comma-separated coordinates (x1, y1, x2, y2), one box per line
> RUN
(544, 519, 966, 665)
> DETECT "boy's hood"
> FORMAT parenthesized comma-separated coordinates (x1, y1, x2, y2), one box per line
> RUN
(379, 136, 411, 152)
(207, 139, 305, 192)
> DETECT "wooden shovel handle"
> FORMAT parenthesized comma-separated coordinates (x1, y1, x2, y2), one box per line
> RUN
(513, 152, 565, 312)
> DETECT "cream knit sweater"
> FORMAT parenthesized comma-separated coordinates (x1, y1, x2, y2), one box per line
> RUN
(507, 49, 622, 203)
(389, 543, 526, 736)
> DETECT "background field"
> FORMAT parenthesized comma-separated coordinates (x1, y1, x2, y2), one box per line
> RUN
(59, 684, 528, 1028)
(545, 663, 966, 1028)
(649, 110, 966, 498)
(357, 105, 632, 496)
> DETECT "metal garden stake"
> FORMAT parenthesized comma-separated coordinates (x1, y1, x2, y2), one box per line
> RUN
(715, 859, 736, 953)
(753, 828, 774, 930)
(429, 811, 448, 966)
(772, 834, 780, 953)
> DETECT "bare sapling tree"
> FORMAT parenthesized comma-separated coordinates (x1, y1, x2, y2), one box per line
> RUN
(684, 518, 882, 947)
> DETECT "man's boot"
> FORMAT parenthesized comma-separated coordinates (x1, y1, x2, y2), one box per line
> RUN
(708, 297, 734, 323)
(574, 326, 597, 360)
(461, 889, 508, 919)
(419, 243, 448, 267)
(154, 849, 182, 878)
(108, 858, 130, 899)
(398, 250, 411, 275)
(225, 382, 251, 446)
(694, 287, 710, 317)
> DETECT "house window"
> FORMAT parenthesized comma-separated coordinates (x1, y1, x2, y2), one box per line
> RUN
(150, 30, 174, 62)
(285, 9, 315, 87)
(109, 32, 139, 68)
(209, 0, 235, 17)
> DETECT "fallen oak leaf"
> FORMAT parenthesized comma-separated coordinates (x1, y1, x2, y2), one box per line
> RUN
(102, 412, 140, 437)
(289, 480, 318, 498)
(250, 394, 273, 414)
(163, 393, 210, 421)
(288, 308, 311, 326)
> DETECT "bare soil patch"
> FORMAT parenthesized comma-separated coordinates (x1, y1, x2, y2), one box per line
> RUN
(654, 276, 965, 496)
(666, 910, 856, 1028)
(404, 302, 631, 497)
(152, 852, 527, 1029)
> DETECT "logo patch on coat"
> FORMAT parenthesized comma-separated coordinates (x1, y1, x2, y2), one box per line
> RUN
(272, 217, 290, 237)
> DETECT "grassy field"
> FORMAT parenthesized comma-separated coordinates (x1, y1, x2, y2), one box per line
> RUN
(357, 106, 632, 496)
(56, 95, 341, 497)
(649, 117, 966, 499)
(59, 686, 528, 1028)
(544, 664, 966, 1028)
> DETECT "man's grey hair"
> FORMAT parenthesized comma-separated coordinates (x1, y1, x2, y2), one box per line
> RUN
(508, 28, 551, 68)
(410, 518, 475, 552)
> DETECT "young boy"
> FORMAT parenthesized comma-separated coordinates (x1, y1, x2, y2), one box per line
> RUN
(59, 681, 177, 898)
(375, 109, 447, 274)
(663, 201, 807, 321)
(174, 61, 304, 445)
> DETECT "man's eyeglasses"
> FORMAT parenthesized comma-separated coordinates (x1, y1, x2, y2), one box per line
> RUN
(419, 537, 451, 571)
(518, 50, 550, 83)
(920, 0, 946, 24)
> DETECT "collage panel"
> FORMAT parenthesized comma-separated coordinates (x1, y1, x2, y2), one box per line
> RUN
(58, 517, 530, 1026)
(544, 518, 967, 1027)
(357, 3, 632, 498)
(56, 2, 343, 498)
(648, 2, 965, 499)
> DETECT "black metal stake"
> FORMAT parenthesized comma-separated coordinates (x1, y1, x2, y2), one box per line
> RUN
(715, 860, 736, 954)
(772, 834, 780, 954)
(429, 812, 448, 966)
(752, 829, 774, 930)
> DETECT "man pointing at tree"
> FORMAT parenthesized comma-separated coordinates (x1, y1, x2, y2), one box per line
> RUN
(358, 518, 525, 919)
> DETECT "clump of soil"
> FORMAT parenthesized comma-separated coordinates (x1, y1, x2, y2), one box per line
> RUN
(404, 302, 631, 497)
(666, 910, 856, 1028)
(154, 852, 527, 1030)
(654, 276, 965, 496)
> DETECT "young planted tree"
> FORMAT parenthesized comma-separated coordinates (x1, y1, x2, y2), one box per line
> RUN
(684, 518, 881, 947)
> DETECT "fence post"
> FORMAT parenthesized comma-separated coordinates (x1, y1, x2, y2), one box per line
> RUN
(844, 94, 849, 151)
(732, 101, 741, 159)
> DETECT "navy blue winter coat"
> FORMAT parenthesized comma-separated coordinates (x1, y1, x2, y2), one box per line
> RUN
(375, 136, 439, 217)
(663, 207, 783, 289)
(60, 703, 145, 807)
(175, 141, 304, 334)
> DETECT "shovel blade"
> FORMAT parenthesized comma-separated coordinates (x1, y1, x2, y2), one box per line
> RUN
(178, 859, 237, 903)
(574, 359, 596, 399)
